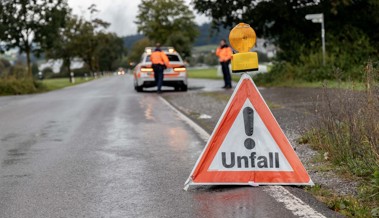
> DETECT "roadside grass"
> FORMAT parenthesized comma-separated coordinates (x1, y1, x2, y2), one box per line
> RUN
(0, 77, 94, 95)
(0, 78, 44, 95)
(300, 62, 379, 217)
(302, 148, 372, 217)
(42, 78, 93, 91)
(305, 185, 372, 217)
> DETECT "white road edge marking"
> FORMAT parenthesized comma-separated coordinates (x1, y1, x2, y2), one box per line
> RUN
(159, 96, 326, 218)
(159, 96, 209, 142)
(263, 186, 326, 218)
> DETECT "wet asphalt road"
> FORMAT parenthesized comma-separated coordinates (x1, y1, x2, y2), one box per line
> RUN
(0, 75, 342, 217)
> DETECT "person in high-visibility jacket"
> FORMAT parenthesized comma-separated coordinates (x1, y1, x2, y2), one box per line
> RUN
(216, 39, 233, 89)
(150, 43, 169, 93)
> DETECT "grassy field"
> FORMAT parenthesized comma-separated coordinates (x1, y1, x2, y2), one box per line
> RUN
(42, 78, 93, 91)
(187, 68, 241, 81)
(187, 68, 220, 80)
(192, 44, 218, 53)
(0, 77, 94, 96)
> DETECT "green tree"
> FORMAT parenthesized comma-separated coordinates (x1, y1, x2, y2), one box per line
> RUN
(114, 56, 131, 70)
(135, 0, 198, 58)
(75, 20, 98, 74)
(45, 15, 83, 77)
(128, 38, 152, 65)
(46, 5, 126, 76)
(193, 0, 379, 62)
(165, 32, 192, 58)
(96, 33, 126, 72)
(74, 10, 110, 74)
(0, 0, 69, 77)
(32, 62, 39, 77)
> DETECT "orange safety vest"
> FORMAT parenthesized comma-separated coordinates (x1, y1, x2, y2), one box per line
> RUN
(150, 50, 169, 66)
(216, 46, 233, 62)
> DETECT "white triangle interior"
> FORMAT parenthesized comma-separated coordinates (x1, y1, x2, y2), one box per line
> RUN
(209, 99, 294, 171)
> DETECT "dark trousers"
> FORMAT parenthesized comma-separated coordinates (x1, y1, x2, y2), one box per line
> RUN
(152, 64, 165, 91)
(221, 61, 231, 87)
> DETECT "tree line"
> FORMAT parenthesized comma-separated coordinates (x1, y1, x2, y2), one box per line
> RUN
(0, 1, 126, 79)
(123, 23, 230, 51)
(193, 0, 379, 81)
(193, 0, 379, 62)
(0, 0, 203, 78)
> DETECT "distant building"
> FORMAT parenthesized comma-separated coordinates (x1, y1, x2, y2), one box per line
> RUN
(254, 39, 276, 58)
(39, 58, 84, 73)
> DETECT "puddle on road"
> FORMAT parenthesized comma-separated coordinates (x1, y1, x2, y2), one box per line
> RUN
(140, 100, 155, 121)
(167, 127, 189, 152)
(190, 186, 269, 218)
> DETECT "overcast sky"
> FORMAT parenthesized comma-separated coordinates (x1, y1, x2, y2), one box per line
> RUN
(67, 0, 208, 36)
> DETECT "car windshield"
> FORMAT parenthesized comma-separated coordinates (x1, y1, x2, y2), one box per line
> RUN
(145, 54, 180, 63)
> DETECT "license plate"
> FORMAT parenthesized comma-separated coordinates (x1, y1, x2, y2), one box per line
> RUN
(164, 68, 173, 74)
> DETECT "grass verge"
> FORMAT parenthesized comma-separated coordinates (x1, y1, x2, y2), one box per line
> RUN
(305, 185, 372, 217)
(42, 78, 93, 91)
(0, 78, 45, 95)
(299, 62, 379, 217)
(0, 77, 93, 95)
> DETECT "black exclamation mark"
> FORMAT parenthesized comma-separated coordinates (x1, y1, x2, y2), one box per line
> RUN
(243, 107, 255, 150)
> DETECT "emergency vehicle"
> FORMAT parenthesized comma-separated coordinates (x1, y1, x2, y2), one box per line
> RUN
(133, 47, 188, 92)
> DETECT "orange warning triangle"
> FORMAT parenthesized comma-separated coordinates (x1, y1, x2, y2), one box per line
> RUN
(185, 74, 313, 188)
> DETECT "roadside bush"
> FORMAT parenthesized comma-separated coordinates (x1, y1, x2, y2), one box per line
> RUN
(0, 58, 12, 77)
(0, 61, 47, 95)
(0, 78, 46, 95)
(305, 62, 379, 213)
(42, 67, 54, 79)
(255, 26, 376, 85)
(309, 62, 378, 176)
(8, 64, 28, 79)
(254, 61, 300, 85)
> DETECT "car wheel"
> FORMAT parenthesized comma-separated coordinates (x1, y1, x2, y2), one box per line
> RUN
(181, 85, 188, 92)
(135, 86, 143, 92)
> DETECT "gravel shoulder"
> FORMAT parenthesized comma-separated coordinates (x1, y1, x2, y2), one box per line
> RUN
(162, 78, 359, 197)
